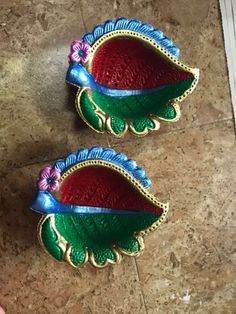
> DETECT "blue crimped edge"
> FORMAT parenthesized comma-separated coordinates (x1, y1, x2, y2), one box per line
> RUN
(82, 17, 180, 58)
(53, 146, 151, 188)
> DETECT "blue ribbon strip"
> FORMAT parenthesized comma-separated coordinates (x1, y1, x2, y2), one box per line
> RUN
(30, 191, 141, 215)
(66, 62, 166, 97)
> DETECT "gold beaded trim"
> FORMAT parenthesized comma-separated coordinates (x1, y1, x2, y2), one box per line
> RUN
(87, 30, 197, 74)
(59, 159, 168, 230)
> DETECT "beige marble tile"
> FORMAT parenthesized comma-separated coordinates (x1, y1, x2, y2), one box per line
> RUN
(0, 0, 111, 170)
(112, 120, 236, 314)
(0, 0, 235, 313)
(0, 93, 112, 171)
(79, 260, 146, 314)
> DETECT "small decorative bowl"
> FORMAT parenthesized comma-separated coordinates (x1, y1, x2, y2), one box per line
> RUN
(66, 17, 199, 137)
(31, 147, 168, 268)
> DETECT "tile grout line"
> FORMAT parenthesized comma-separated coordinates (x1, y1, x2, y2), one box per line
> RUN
(134, 258, 149, 314)
(219, 0, 236, 129)
(111, 117, 234, 145)
(0, 117, 233, 174)
(78, 0, 87, 32)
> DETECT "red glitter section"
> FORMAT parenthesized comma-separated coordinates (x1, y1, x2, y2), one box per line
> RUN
(60, 166, 163, 215)
(91, 38, 193, 90)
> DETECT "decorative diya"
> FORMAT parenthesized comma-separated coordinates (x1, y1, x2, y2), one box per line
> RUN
(30, 147, 168, 268)
(66, 17, 199, 137)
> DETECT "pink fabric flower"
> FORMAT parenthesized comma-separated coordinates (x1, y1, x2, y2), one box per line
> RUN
(68, 40, 90, 64)
(37, 166, 61, 193)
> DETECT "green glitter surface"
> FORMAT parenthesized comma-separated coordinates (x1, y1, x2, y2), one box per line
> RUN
(79, 77, 194, 134)
(40, 211, 160, 266)
(41, 218, 63, 261)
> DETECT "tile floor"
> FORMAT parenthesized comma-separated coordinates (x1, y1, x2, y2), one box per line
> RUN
(0, 0, 235, 313)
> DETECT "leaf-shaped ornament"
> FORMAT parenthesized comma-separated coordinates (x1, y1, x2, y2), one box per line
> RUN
(31, 147, 168, 268)
(66, 18, 199, 137)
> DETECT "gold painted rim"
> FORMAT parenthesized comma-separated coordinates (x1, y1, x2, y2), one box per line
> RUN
(75, 30, 199, 137)
(86, 30, 197, 75)
(76, 87, 162, 138)
(38, 160, 169, 268)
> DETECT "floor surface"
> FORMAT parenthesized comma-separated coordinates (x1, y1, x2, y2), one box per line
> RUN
(0, 0, 236, 313)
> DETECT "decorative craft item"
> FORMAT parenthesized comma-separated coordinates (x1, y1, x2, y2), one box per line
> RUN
(66, 17, 199, 137)
(30, 147, 168, 268)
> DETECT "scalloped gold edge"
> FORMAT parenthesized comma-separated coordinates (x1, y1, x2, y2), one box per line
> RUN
(76, 88, 176, 138)
(75, 29, 200, 137)
(76, 44, 198, 138)
(105, 116, 129, 137)
(37, 214, 67, 262)
(129, 116, 160, 137)
(38, 160, 168, 268)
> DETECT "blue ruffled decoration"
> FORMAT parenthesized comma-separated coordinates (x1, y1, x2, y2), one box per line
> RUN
(53, 146, 151, 188)
(82, 17, 180, 58)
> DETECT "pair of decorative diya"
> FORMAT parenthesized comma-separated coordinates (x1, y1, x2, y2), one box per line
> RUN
(30, 18, 199, 268)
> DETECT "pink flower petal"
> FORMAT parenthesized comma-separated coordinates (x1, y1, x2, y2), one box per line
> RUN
(68, 40, 90, 63)
(39, 166, 52, 179)
(37, 178, 49, 191)
(48, 181, 59, 193)
(71, 44, 81, 52)
(70, 52, 82, 63)
(81, 54, 89, 63)
(71, 40, 82, 47)
(50, 168, 61, 180)
(81, 43, 90, 53)
(71, 40, 83, 52)
(83, 48, 90, 55)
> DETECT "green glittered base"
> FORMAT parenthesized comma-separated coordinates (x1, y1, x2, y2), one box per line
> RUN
(76, 77, 195, 136)
(39, 211, 161, 268)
